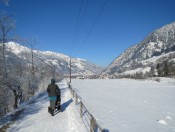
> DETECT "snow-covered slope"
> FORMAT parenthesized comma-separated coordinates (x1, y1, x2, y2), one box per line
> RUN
(102, 22, 175, 77)
(6, 42, 103, 77)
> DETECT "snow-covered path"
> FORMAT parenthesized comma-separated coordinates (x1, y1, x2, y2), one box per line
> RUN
(6, 80, 86, 132)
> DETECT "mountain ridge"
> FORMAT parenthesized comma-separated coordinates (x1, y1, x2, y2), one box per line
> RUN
(101, 21, 175, 77)
(6, 42, 104, 77)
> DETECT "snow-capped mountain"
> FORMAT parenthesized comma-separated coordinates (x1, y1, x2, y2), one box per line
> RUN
(6, 42, 103, 77)
(101, 22, 175, 77)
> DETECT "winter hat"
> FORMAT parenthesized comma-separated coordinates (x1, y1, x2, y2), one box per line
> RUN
(51, 78, 55, 84)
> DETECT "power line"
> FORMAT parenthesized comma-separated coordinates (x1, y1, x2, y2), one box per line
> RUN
(77, 0, 110, 54)
(74, 0, 90, 46)
(69, 0, 84, 56)
(69, 0, 85, 83)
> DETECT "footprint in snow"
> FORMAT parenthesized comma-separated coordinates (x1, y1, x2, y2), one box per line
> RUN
(165, 116, 172, 120)
(157, 120, 167, 125)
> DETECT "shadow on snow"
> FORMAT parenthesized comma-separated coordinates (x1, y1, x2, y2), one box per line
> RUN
(61, 98, 73, 112)
(0, 92, 48, 131)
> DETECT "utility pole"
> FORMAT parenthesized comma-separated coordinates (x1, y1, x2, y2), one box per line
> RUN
(70, 56, 72, 83)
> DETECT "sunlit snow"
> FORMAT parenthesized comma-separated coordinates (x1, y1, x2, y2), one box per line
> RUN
(1, 78, 175, 132)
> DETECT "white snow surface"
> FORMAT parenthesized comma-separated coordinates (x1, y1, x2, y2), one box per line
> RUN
(123, 67, 151, 74)
(6, 42, 31, 54)
(71, 78, 175, 132)
(5, 79, 86, 132)
(2, 78, 175, 132)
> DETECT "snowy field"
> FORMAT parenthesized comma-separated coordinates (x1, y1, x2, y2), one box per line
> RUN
(71, 78, 175, 132)
(1, 78, 175, 132)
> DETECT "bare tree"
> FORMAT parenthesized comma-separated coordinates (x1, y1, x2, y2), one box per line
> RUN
(26, 38, 38, 81)
(22, 38, 38, 96)
(0, 0, 9, 5)
(0, 12, 16, 116)
(0, 12, 15, 78)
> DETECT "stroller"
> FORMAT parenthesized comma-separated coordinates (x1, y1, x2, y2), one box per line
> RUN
(48, 94, 61, 115)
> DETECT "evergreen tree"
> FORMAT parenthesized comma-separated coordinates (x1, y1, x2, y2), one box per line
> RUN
(156, 63, 161, 76)
(163, 60, 169, 76)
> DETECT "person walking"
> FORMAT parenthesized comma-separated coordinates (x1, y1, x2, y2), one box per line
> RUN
(47, 78, 60, 116)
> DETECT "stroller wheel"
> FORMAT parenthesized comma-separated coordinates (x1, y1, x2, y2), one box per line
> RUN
(48, 106, 51, 113)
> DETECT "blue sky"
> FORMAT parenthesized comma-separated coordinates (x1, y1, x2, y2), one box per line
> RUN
(1, 0, 175, 67)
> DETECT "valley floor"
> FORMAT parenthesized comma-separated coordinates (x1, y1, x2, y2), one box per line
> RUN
(1, 78, 175, 132)
(71, 78, 175, 132)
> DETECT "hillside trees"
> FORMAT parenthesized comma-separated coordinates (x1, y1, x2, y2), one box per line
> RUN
(155, 59, 175, 77)
(0, 12, 21, 116)
(24, 38, 38, 96)
(163, 60, 169, 76)
(0, 12, 37, 117)
(0, 9, 65, 117)
(156, 63, 161, 76)
(0, 12, 15, 78)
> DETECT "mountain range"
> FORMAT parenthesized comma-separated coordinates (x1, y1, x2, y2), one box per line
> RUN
(3, 22, 175, 79)
(101, 22, 175, 78)
(5, 42, 103, 78)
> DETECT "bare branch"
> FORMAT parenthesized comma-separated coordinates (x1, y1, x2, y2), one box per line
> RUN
(0, 0, 9, 6)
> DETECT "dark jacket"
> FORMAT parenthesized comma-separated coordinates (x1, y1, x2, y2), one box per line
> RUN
(47, 83, 60, 97)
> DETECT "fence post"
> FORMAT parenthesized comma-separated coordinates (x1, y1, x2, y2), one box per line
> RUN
(68, 83, 71, 88)
(73, 90, 75, 98)
(102, 129, 110, 132)
(69, 86, 109, 132)
(90, 115, 96, 132)
(80, 101, 83, 118)
(71, 88, 73, 96)
(75, 94, 78, 105)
